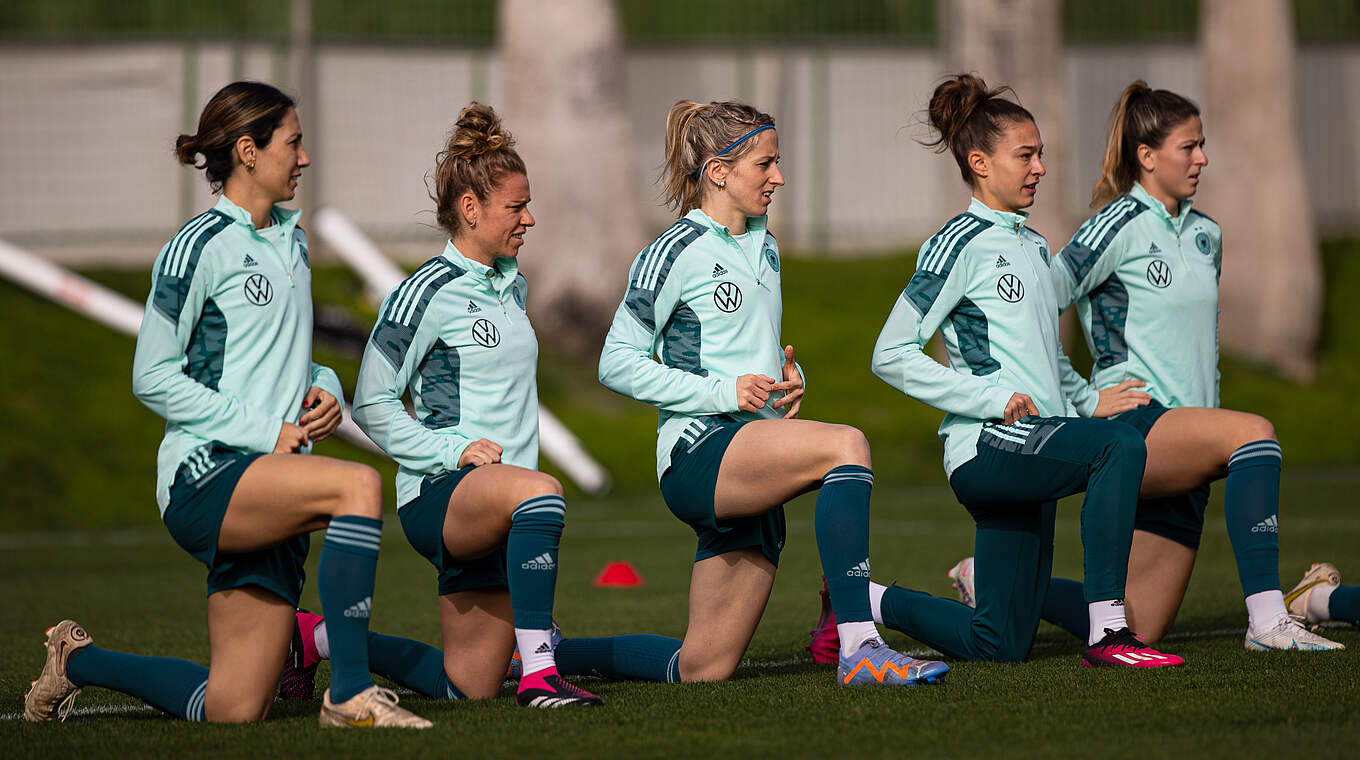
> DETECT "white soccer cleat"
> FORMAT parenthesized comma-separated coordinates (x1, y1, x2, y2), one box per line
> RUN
(947, 557, 976, 608)
(23, 619, 93, 722)
(1284, 562, 1341, 628)
(1245, 615, 1345, 652)
(319, 685, 432, 728)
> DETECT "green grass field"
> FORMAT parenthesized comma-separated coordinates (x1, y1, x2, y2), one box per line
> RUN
(3, 247, 1360, 755)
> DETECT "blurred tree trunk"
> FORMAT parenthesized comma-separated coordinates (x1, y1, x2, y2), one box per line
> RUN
(498, 0, 646, 358)
(939, 0, 1083, 361)
(1200, 0, 1320, 381)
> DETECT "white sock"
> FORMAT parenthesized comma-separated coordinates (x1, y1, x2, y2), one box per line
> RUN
(314, 621, 330, 660)
(1308, 584, 1336, 622)
(837, 620, 880, 658)
(1087, 600, 1129, 646)
(1245, 589, 1289, 631)
(515, 628, 556, 676)
(869, 582, 887, 625)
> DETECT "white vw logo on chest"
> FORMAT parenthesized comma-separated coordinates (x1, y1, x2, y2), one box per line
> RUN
(244, 273, 273, 306)
(472, 318, 500, 348)
(1147, 259, 1172, 288)
(996, 273, 1025, 303)
(713, 281, 743, 313)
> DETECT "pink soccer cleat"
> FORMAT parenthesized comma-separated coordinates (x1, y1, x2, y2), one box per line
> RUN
(279, 609, 325, 700)
(806, 582, 840, 665)
(1082, 627, 1184, 668)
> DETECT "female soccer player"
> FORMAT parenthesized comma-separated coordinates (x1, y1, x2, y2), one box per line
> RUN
(1023, 81, 1343, 650)
(341, 102, 691, 708)
(598, 99, 948, 687)
(862, 74, 1183, 667)
(22, 81, 430, 727)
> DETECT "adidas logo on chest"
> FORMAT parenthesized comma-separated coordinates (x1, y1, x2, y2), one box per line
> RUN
(243, 254, 258, 268)
(467, 300, 482, 313)
(711, 263, 728, 278)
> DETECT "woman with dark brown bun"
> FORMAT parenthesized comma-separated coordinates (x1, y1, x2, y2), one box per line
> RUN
(860, 74, 1183, 668)
(23, 81, 430, 728)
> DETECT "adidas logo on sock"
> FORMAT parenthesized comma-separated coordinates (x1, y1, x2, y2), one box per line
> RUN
(1251, 515, 1279, 533)
(1148, 243, 1161, 254)
(712, 263, 728, 278)
(467, 300, 482, 313)
(846, 559, 871, 578)
(534, 642, 553, 654)
(521, 552, 556, 571)
(343, 596, 372, 619)
(995, 255, 1010, 268)
(243, 254, 258, 267)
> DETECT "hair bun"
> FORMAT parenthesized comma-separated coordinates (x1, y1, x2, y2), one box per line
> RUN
(448, 103, 515, 160)
(174, 133, 199, 165)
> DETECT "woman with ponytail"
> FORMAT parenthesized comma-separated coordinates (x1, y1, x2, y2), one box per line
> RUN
(851, 74, 1183, 668)
(598, 100, 948, 687)
(1012, 81, 1345, 650)
(24, 82, 430, 728)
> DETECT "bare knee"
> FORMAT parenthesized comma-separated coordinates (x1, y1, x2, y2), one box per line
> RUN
(1238, 414, 1276, 446)
(677, 648, 739, 682)
(827, 425, 871, 470)
(337, 465, 383, 520)
(509, 471, 564, 507)
(208, 695, 272, 723)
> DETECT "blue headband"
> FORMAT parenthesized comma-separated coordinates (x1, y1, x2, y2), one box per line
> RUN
(694, 125, 775, 180)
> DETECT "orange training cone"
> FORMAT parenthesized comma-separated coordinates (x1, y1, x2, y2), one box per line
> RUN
(594, 561, 644, 588)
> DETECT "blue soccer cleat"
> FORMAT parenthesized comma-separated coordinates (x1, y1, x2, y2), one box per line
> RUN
(837, 638, 949, 686)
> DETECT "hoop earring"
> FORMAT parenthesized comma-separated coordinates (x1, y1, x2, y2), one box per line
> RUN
(468, 218, 477, 229)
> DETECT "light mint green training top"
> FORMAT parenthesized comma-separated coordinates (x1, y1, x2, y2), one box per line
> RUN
(132, 195, 343, 514)
(1053, 182, 1223, 409)
(352, 241, 538, 508)
(872, 197, 1097, 478)
(599, 209, 801, 482)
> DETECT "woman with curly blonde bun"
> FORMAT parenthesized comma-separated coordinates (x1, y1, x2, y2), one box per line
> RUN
(287, 103, 686, 710)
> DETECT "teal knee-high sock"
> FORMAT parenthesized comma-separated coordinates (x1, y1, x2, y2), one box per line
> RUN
(1224, 439, 1283, 596)
(1041, 578, 1089, 641)
(365, 632, 464, 699)
(66, 645, 208, 721)
(1331, 586, 1360, 624)
(815, 465, 874, 624)
(507, 495, 566, 631)
(317, 515, 381, 702)
(555, 635, 683, 683)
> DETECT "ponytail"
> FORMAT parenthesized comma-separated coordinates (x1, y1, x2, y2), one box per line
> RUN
(1091, 80, 1200, 207)
(924, 73, 1034, 186)
(661, 100, 775, 214)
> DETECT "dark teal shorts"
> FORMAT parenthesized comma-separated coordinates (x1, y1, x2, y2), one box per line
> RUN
(399, 467, 509, 597)
(1111, 400, 1212, 550)
(162, 443, 308, 606)
(659, 415, 786, 567)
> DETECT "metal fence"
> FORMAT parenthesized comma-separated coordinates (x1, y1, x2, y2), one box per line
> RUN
(2, 1, 1357, 262)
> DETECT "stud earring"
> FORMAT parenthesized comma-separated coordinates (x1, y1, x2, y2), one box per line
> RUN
(717, 180, 726, 189)
(246, 161, 256, 172)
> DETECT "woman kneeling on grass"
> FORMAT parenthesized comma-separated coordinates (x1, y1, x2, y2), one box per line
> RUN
(950, 81, 1344, 652)
(598, 99, 948, 687)
(23, 81, 429, 728)
(285, 103, 690, 709)
(844, 74, 1183, 668)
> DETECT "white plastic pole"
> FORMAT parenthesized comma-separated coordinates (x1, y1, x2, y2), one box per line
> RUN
(313, 205, 407, 299)
(0, 237, 145, 335)
(0, 236, 383, 455)
(311, 206, 612, 494)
